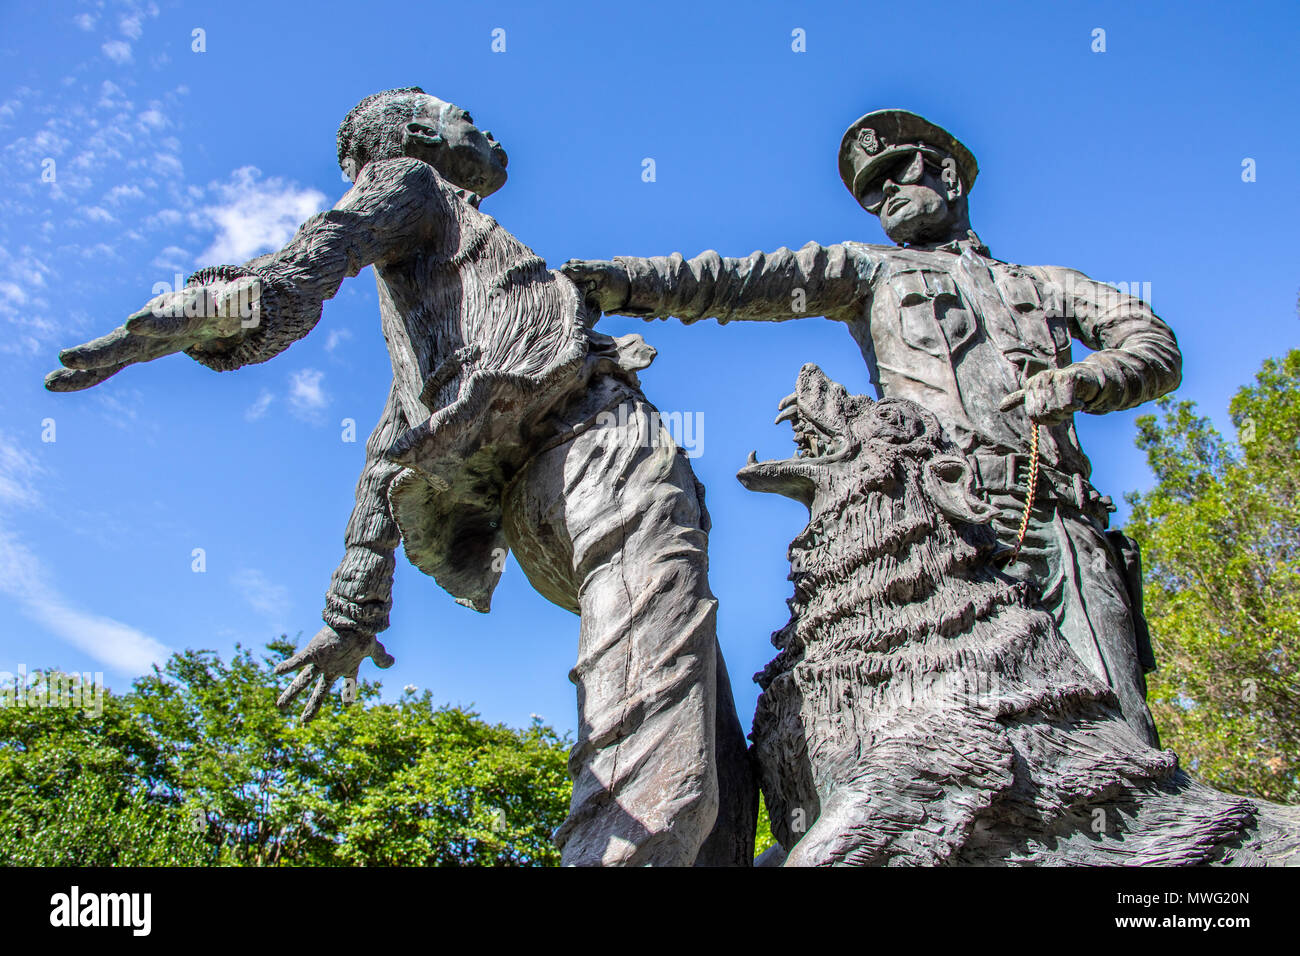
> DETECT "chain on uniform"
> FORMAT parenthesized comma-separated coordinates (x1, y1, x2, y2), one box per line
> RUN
(1003, 424, 1040, 565)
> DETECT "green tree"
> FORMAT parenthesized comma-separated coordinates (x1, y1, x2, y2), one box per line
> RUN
(0, 641, 572, 866)
(754, 793, 776, 857)
(0, 670, 207, 865)
(1125, 349, 1300, 803)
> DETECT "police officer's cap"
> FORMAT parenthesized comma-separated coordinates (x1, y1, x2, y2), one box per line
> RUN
(839, 109, 978, 212)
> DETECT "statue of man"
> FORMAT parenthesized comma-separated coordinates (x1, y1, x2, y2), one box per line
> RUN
(45, 87, 753, 866)
(562, 109, 1182, 747)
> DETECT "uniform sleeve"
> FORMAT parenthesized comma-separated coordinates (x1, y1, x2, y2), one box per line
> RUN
(613, 241, 877, 324)
(322, 384, 408, 636)
(184, 157, 441, 372)
(1035, 266, 1183, 413)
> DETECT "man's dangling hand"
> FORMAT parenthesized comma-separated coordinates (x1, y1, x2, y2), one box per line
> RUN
(273, 625, 396, 724)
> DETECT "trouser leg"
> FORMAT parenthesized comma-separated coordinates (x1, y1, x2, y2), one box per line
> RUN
(990, 494, 1159, 747)
(505, 384, 721, 865)
(694, 642, 758, 867)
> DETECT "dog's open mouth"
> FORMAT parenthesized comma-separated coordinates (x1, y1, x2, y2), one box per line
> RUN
(773, 391, 847, 461)
(737, 364, 853, 504)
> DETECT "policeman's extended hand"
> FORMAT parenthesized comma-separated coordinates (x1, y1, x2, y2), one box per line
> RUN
(44, 276, 261, 392)
(1000, 365, 1102, 425)
(559, 259, 629, 313)
(274, 625, 396, 724)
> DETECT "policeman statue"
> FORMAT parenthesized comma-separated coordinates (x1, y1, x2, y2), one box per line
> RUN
(563, 109, 1182, 747)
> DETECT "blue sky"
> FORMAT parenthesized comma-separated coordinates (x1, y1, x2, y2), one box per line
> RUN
(1, 0, 1297, 738)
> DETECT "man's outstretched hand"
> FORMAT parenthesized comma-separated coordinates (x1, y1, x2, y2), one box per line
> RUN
(560, 259, 629, 314)
(44, 276, 261, 392)
(274, 625, 396, 724)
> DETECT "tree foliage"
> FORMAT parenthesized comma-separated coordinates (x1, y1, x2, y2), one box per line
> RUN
(1125, 349, 1300, 803)
(0, 640, 572, 866)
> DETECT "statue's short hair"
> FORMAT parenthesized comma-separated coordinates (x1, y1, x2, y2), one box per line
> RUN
(336, 87, 433, 173)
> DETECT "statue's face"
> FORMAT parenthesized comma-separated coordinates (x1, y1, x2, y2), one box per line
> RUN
(861, 150, 960, 245)
(404, 96, 509, 197)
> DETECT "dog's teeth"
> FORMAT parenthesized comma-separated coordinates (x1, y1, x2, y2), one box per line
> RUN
(747, 449, 758, 465)
(775, 405, 799, 426)
(777, 392, 798, 411)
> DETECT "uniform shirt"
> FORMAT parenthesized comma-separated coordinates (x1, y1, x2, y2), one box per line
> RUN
(614, 235, 1182, 483)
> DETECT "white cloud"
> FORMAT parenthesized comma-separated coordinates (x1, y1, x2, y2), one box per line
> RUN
(94, 389, 144, 431)
(231, 568, 290, 621)
(104, 183, 144, 205)
(0, 281, 27, 308)
(98, 80, 129, 109)
(0, 75, 188, 350)
(0, 529, 171, 675)
(79, 242, 118, 260)
(74, 13, 97, 31)
(199, 166, 326, 264)
(0, 246, 56, 355)
(147, 208, 183, 229)
(245, 389, 274, 421)
(149, 150, 183, 178)
(288, 368, 328, 421)
(151, 245, 190, 273)
(102, 40, 133, 64)
(120, 15, 144, 39)
(324, 327, 352, 352)
(0, 432, 43, 509)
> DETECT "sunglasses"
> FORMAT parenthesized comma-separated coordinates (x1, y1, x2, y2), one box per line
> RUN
(860, 150, 946, 214)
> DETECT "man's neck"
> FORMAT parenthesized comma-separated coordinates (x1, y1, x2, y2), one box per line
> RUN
(904, 228, 989, 257)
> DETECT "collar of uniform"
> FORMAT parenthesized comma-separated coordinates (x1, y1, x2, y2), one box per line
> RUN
(906, 230, 990, 258)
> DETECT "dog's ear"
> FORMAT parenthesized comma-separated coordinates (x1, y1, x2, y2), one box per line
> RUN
(923, 455, 998, 526)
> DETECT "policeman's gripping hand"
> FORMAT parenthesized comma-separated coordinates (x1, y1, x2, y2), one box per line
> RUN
(45, 276, 261, 392)
(274, 624, 396, 724)
(1000, 364, 1103, 425)
(560, 259, 630, 314)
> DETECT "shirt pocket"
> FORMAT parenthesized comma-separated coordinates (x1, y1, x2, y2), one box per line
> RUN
(890, 270, 943, 357)
(890, 269, 976, 358)
(997, 271, 1068, 355)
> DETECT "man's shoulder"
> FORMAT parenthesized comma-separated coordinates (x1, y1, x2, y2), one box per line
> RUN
(841, 239, 896, 256)
(1016, 262, 1093, 285)
(350, 156, 442, 196)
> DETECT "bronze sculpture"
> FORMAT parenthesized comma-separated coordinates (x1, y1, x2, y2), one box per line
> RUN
(563, 109, 1181, 748)
(47, 95, 1271, 867)
(739, 364, 1299, 866)
(45, 88, 753, 868)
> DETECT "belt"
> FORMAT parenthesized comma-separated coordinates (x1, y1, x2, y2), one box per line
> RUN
(972, 452, 1115, 517)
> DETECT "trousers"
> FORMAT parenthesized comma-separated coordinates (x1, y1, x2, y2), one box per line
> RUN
(987, 486, 1160, 747)
(503, 371, 753, 865)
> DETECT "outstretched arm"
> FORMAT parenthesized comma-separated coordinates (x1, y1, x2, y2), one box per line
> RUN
(562, 241, 876, 325)
(46, 157, 441, 390)
(275, 384, 409, 722)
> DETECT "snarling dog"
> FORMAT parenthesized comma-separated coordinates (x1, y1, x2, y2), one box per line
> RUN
(739, 363, 1300, 866)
